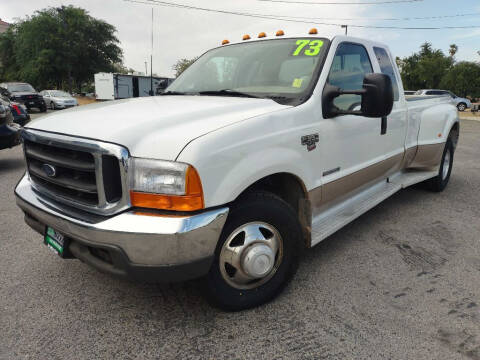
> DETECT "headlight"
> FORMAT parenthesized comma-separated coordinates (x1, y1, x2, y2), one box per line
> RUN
(129, 158, 204, 211)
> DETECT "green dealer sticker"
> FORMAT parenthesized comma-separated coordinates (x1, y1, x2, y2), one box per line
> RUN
(45, 226, 65, 255)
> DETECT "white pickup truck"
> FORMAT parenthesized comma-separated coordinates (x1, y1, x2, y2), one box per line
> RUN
(15, 32, 459, 310)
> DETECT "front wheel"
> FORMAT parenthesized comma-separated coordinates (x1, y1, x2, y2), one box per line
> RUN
(457, 103, 466, 112)
(204, 191, 302, 311)
(425, 137, 454, 192)
(49, 101, 55, 110)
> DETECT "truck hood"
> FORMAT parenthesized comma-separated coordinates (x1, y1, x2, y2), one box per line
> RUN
(27, 95, 290, 160)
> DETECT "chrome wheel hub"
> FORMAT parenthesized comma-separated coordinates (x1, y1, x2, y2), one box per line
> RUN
(219, 222, 283, 290)
(442, 149, 451, 180)
(242, 244, 275, 278)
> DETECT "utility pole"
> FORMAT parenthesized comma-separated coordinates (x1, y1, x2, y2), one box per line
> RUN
(341, 25, 348, 35)
(57, 6, 73, 93)
(150, 7, 154, 96)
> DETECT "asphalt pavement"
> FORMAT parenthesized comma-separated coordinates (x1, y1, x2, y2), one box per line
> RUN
(1, 116, 479, 359)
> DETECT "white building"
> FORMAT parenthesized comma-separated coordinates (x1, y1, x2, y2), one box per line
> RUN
(0, 19, 10, 34)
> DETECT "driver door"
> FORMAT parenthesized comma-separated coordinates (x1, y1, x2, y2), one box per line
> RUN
(314, 42, 392, 208)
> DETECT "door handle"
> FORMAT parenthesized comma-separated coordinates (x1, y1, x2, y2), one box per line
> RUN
(381, 116, 387, 135)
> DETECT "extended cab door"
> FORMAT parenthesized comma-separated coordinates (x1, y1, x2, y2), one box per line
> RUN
(372, 46, 408, 165)
(313, 41, 403, 209)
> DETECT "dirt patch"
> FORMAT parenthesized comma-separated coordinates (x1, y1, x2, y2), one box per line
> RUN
(75, 96, 97, 106)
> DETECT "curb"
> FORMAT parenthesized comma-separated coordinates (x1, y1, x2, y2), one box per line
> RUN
(460, 117, 480, 122)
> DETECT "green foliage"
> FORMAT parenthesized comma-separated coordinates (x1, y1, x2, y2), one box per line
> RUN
(448, 44, 458, 58)
(398, 42, 453, 91)
(398, 42, 480, 98)
(0, 6, 123, 92)
(172, 58, 197, 77)
(441, 62, 480, 99)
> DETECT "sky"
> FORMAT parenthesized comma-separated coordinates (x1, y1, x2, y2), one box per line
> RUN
(1, 0, 479, 77)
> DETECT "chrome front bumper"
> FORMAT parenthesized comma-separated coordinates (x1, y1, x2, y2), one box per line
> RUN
(15, 175, 229, 281)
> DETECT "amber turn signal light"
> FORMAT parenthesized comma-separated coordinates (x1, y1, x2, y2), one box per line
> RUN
(130, 166, 204, 212)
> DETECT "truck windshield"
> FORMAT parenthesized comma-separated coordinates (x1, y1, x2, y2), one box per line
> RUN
(166, 38, 329, 105)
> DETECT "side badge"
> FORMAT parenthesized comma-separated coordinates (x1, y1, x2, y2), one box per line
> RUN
(301, 133, 319, 151)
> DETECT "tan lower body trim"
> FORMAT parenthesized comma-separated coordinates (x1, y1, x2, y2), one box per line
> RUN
(310, 152, 403, 209)
(400, 146, 418, 169)
(409, 142, 445, 168)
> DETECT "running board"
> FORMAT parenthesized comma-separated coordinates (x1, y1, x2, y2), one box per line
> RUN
(310, 169, 438, 247)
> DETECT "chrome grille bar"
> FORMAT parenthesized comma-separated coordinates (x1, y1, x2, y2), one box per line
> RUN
(22, 129, 131, 216)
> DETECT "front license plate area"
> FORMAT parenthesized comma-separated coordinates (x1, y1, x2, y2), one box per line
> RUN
(44, 226, 69, 257)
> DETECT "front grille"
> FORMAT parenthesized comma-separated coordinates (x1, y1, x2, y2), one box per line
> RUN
(19, 95, 39, 101)
(25, 140, 99, 205)
(22, 130, 130, 215)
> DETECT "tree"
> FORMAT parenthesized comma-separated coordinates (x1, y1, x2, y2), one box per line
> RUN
(0, 6, 123, 92)
(441, 62, 480, 99)
(172, 58, 197, 77)
(398, 42, 453, 90)
(449, 44, 458, 58)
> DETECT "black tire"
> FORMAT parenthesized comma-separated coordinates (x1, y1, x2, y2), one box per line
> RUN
(425, 137, 454, 192)
(457, 103, 466, 112)
(40, 105, 47, 113)
(203, 191, 302, 311)
(50, 101, 55, 110)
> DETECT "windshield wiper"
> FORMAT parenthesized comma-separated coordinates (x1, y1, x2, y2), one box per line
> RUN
(160, 91, 189, 96)
(197, 89, 259, 99)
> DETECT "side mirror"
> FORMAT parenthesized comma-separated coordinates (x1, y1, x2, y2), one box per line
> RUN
(322, 73, 394, 119)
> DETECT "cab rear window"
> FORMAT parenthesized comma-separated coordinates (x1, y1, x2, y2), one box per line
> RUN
(373, 47, 399, 101)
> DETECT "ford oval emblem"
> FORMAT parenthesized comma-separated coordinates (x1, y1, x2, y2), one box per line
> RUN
(42, 164, 57, 178)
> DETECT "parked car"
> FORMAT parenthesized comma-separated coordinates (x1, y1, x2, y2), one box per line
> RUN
(40, 90, 78, 110)
(0, 87, 31, 127)
(415, 89, 471, 111)
(0, 96, 21, 150)
(15, 33, 459, 310)
(0, 82, 46, 113)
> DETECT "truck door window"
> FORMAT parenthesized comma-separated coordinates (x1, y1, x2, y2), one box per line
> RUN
(327, 43, 373, 111)
(373, 47, 399, 101)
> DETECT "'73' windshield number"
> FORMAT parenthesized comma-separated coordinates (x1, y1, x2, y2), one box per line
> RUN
(292, 39, 324, 56)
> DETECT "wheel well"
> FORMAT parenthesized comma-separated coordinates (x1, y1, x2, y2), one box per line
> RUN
(450, 122, 460, 150)
(237, 173, 312, 247)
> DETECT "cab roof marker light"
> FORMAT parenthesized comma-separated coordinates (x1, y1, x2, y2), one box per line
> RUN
(309, 28, 318, 35)
(258, 32, 267, 38)
(222, 39, 229, 45)
(276, 30, 285, 36)
(243, 34, 251, 40)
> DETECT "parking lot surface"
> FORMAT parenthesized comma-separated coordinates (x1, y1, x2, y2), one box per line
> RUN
(1, 117, 479, 359)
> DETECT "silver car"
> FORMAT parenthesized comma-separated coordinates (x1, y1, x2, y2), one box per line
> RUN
(415, 89, 471, 111)
(40, 90, 78, 110)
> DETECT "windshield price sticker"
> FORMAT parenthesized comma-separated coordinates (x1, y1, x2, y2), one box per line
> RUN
(292, 39, 324, 57)
(292, 78, 303, 88)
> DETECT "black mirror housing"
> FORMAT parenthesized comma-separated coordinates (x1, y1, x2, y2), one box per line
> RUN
(322, 73, 394, 119)
(361, 73, 393, 118)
